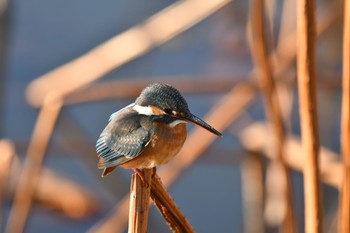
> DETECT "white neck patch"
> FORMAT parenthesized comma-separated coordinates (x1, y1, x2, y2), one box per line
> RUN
(132, 104, 154, 116)
(133, 104, 185, 127)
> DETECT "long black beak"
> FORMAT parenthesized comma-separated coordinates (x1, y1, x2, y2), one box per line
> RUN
(179, 112, 222, 136)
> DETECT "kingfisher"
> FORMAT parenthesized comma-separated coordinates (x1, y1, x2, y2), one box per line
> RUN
(96, 83, 222, 183)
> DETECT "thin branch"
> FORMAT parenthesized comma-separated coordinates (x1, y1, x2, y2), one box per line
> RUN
(339, 0, 350, 232)
(248, 0, 296, 232)
(1, 143, 98, 220)
(5, 93, 63, 233)
(0, 139, 15, 230)
(64, 5, 337, 108)
(63, 76, 242, 105)
(241, 154, 264, 233)
(296, 0, 322, 232)
(128, 169, 152, 233)
(150, 174, 195, 233)
(35, 169, 99, 219)
(240, 123, 341, 189)
(265, 1, 337, 80)
(25, 0, 231, 107)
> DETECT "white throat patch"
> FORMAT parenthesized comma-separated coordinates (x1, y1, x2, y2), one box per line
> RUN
(132, 105, 154, 116)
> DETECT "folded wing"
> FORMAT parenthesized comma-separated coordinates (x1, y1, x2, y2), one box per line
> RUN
(96, 107, 153, 169)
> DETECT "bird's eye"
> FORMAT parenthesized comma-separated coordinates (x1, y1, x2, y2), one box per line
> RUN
(164, 109, 172, 114)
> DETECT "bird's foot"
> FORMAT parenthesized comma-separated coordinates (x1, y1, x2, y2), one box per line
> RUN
(152, 167, 157, 178)
(133, 168, 148, 185)
(133, 168, 157, 185)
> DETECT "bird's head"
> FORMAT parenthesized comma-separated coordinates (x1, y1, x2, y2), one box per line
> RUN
(133, 83, 222, 136)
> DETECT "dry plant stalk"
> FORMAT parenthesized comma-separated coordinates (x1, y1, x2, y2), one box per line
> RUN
(5, 93, 63, 233)
(0, 139, 15, 230)
(150, 174, 195, 233)
(64, 77, 240, 105)
(8, 154, 98, 219)
(296, 0, 322, 232)
(26, 0, 231, 107)
(128, 169, 152, 233)
(241, 154, 264, 233)
(240, 123, 342, 189)
(339, 0, 350, 232)
(36, 169, 99, 219)
(248, 0, 296, 231)
(273, 2, 337, 78)
(0, 140, 97, 221)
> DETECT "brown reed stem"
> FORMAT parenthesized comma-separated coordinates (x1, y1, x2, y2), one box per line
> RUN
(248, 0, 296, 232)
(241, 154, 264, 233)
(150, 174, 195, 233)
(35, 169, 99, 219)
(339, 0, 350, 232)
(5, 93, 62, 233)
(128, 169, 152, 233)
(64, 76, 241, 105)
(296, 0, 322, 232)
(26, 0, 231, 107)
(273, 1, 337, 79)
(240, 123, 342, 189)
(0, 140, 15, 230)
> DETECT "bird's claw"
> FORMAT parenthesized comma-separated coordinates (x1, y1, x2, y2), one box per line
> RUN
(133, 168, 149, 186)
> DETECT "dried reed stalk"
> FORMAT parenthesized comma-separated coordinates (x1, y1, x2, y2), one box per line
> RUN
(26, 0, 231, 107)
(0, 139, 15, 230)
(0, 141, 97, 220)
(273, 2, 337, 79)
(241, 154, 264, 233)
(339, 0, 350, 232)
(128, 169, 152, 233)
(248, 0, 296, 232)
(35, 169, 99, 219)
(64, 76, 241, 105)
(296, 1, 322, 231)
(5, 93, 63, 233)
(240, 123, 341, 189)
(150, 174, 195, 233)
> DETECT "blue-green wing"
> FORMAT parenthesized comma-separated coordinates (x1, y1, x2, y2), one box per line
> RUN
(96, 107, 153, 169)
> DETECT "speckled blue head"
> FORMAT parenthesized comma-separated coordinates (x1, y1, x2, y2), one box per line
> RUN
(134, 83, 222, 136)
(135, 83, 189, 114)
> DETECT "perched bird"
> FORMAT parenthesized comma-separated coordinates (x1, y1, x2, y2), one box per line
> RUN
(96, 83, 222, 182)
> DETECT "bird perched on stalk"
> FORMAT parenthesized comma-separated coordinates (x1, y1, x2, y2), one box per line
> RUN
(96, 83, 222, 183)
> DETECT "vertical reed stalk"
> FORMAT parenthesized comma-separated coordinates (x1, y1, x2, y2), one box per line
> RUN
(0, 140, 15, 231)
(339, 0, 350, 232)
(248, 0, 296, 231)
(128, 170, 195, 233)
(5, 93, 62, 233)
(241, 154, 264, 233)
(128, 169, 152, 233)
(296, 0, 322, 232)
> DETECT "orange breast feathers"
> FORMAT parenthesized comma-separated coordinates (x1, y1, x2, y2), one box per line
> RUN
(120, 122, 187, 169)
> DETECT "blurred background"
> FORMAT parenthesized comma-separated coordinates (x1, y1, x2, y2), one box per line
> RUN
(0, 0, 345, 232)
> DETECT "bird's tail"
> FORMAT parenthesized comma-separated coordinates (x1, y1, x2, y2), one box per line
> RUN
(101, 166, 117, 177)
